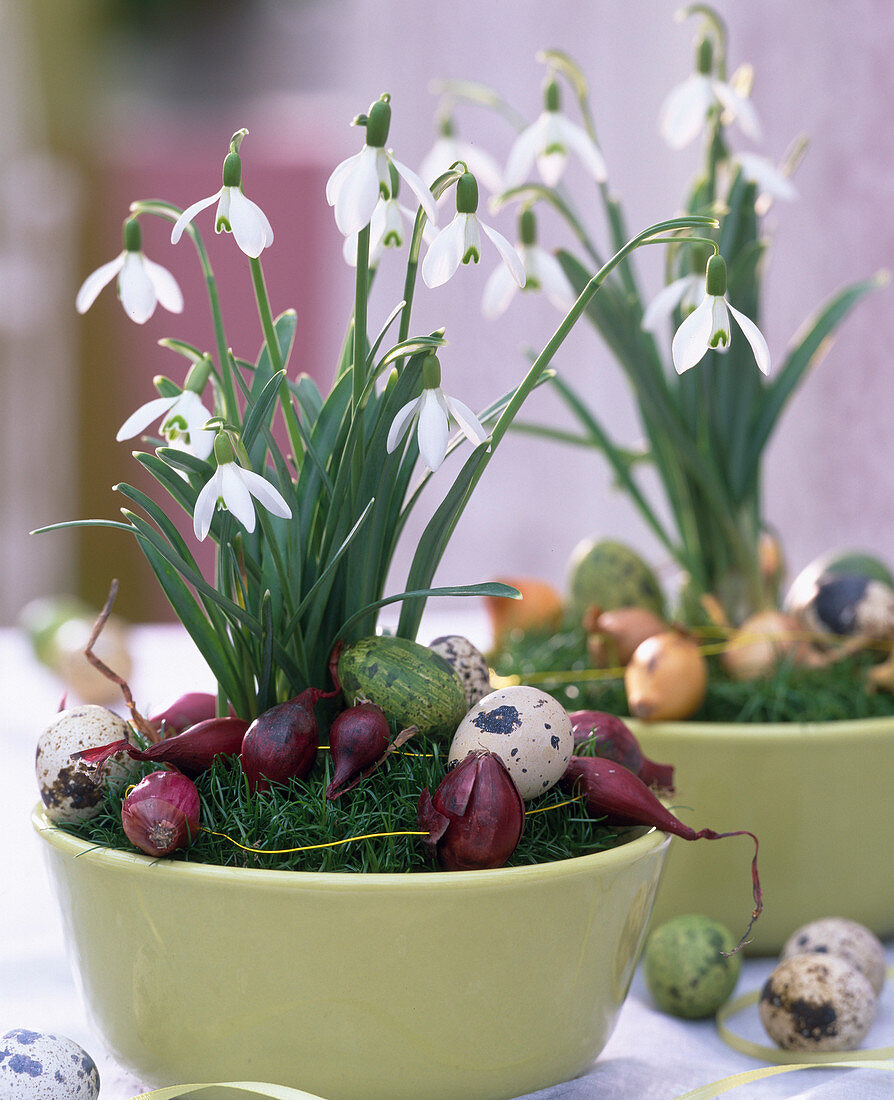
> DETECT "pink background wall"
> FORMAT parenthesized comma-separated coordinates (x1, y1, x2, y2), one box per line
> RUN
(6, 0, 893, 621)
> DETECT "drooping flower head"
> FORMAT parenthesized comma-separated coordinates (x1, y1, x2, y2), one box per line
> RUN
(171, 130, 274, 258)
(342, 161, 433, 268)
(193, 429, 292, 541)
(419, 113, 504, 195)
(386, 352, 489, 472)
(326, 94, 437, 238)
(422, 171, 525, 289)
(671, 253, 770, 375)
(75, 217, 183, 324)
(482, 208, 576, 318)
(660, 34, 760, 150)
(505, 79, 607, 188)
(117, 355, 215, 460)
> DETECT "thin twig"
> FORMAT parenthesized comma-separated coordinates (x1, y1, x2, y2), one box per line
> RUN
(84, 580, 160, 743)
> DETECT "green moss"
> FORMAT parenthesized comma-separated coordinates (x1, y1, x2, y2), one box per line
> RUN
(490, 627, 894, 724)
(62, 742, 625, 873)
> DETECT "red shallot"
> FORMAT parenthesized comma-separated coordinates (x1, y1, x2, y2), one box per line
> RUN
(325, 702, 391, 800)
(418, 750, 525, 871)
(560, 755, 761, 951)
(149, 692, 218, 735)
(240, 686, 336, 793)
(73, 716, 249, 778)
(569, 710, 674, 790)
(121, 770, 201, 857)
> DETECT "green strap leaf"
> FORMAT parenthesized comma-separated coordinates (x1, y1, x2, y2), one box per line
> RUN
(338, 582, 519, 640)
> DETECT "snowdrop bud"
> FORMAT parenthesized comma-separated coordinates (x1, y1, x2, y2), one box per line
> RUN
(544, 79, 561, 111)
(519, 208, 537, 247)
(705, 253, 727, 296)
(421, 353, 441, 390)
(365, 96, 392, 147)
(123, 218, 142, 252)
(455, 172, 479, 214)
(222, 152, 242, 188)
(185, 354, 213, 394)
(696, 37, 713, 75)
(213, 431, 237, 465)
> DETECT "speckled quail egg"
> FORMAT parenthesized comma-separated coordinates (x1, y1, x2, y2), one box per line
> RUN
(786, 571, 894, 639)
(0, 1029, 100, 1099)
(644, 914, 742, 1019)
(428, 635, 492, 707)
(781, 917, 887, 996)
(448, 685, 573, 800)
(759, 952, 877, 1051)
(36, 705, 136, 824)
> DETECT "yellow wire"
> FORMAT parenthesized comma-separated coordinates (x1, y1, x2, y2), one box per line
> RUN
(201, 826, 428, 855)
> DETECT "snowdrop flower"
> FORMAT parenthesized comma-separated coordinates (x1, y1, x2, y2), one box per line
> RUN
(342, 168, 434, 267)
(419, 116, 504, 194)
(672, 254, 770, 375)
(75, 218, 183, 324)
(422, 171, 524, 289)
(326, 94, 437, 238)
(504, 81, 607, 188)
(386, 353, 488, 472)
(734, 152, 797, 204)
(660, 39, 760, 150)
(641, 272, 705, 333)
(193, 432, 292, 541)
(117, 359, 215, 459)
(171, 135, 273, 258)
(482, 209, 575, 318)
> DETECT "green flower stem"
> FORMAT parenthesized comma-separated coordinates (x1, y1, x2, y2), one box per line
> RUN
(352, 224, 371, 408)
(129, 200, 236, 423)
(248, 256, 304, 471)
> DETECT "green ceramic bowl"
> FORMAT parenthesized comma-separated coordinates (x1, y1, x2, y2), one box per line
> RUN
(34, 807, 669, 1100)
(631, 716, 894, 955)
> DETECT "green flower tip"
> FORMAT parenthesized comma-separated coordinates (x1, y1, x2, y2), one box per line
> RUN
(696, 37, 713, 74)
(544, 79, 561, 112)
(213, 430, 237, 465)
(365, 96, 392, 147)
(519, 208, 537, 246)
(229, 128, 249, 154)
(123, 217, 141, 252)
(222, 152, 242, 189)
(705, 252, 727, 296)
(455, 171, 479, 214)
(421, 353, 442, 390)
(185, 354, 213, 394)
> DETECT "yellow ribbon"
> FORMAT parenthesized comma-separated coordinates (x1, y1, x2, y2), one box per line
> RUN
(674, 1060, 894, 1099)
(129, 1083, 326, 1099)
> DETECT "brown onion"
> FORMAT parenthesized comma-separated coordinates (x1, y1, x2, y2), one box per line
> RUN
(121, 770, 201, 857)
(625, 631, 707, 721)
(418, 751, 525, 871)
(721, 611, 809, 681)
(585, 606, 667, 667)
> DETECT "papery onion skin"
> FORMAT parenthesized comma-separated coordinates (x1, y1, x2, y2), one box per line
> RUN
(121, 770, 201, 857)
(325, 702, 391, 800)
(240, 688, 323, 793)
(584, 606, 667, 667)
(418, 750, 525, 871)
(721, 611, 808, 681)
(150, 692, 218, 735)
(569, 710, 674, 790)
(73, 716, 249, 778)
(624, 631, 707, 721)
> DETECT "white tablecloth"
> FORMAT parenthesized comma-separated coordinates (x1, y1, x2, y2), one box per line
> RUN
(3, 623, 893, 1099)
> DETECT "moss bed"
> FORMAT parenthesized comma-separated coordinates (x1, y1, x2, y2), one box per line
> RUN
(490, 626, 894, 723)
(63, 733, 625, 874)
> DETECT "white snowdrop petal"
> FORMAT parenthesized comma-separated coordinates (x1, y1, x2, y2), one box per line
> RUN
(504, 118, 547, 187)
(118, 252, 157, 324)
(391, 155, 438, 225)
(659, 75, 714, 149)
(416, 389, 450, 471)
(227, 189, 272, 258)
(421, 215, 466, 287)
(481, 222, 525, 287)
(116, 395, 179, 441)
(671, 295, 715, 373)
(530, 246, 577, 311)
(482, 263, 519, 318)
(239, 467, 293, 519)
(171, 191, 221, 244)
(445, 395, 488, 446)
(193, 468, 223, 541)
(218, 463, 257, 533)
(75, 254, 125, 313)
(386, 397, 421, 453)
(558, 115, 608, 182)
(142, 256, 184, 313)
(642, 276, 697, 332)
(729, 303, 771, 375)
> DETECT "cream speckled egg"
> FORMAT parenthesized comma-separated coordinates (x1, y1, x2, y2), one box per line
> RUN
(35, 705, 136, 824)
(428, 635, 492, 707)
(448, 685, 573, 800)
(759, 953, 877, 1051)
(0, 1029, 100, 1099)
(781, 917, 887, 997)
